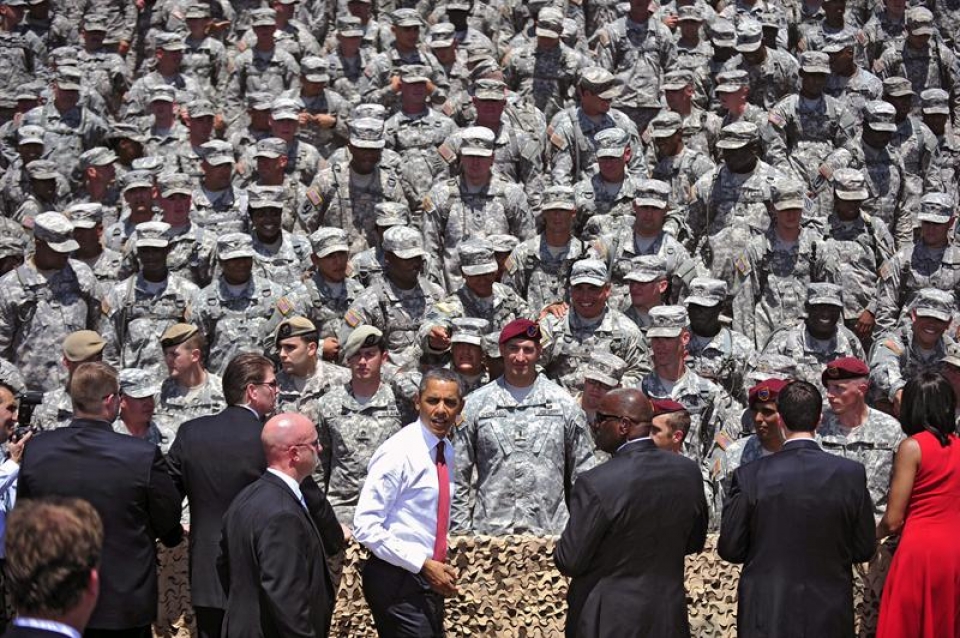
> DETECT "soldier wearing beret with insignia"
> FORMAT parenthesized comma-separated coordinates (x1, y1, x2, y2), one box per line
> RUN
(275, 315, 350, 423)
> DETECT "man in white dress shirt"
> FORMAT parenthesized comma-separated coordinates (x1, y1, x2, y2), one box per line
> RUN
(354, 368, 465, 638)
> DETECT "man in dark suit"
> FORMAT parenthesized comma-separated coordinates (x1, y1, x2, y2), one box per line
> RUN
(554, 388, 708, 638)
(718, 380, 876, 638)
(167, 351, 344, 638)
(16, 363, 182, 638)
(218, 412, 336, 638)
(3, 498, 104, 638)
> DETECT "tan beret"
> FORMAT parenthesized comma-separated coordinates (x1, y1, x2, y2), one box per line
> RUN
(62, 330, 106, 362)
(160, 323, 199, 349)
(275, 316, 318, 344)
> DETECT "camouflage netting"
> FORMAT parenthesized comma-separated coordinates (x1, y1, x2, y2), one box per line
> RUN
(155, 534, 887, 637)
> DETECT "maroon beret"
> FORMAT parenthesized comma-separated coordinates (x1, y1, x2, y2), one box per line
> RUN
(821, 357, 869, 385)
(748, 378, 789, 406)
(651, 398, 686, 416)
(498, 318, 541, 345)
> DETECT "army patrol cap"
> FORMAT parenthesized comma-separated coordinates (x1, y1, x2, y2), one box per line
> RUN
(0, 234, 23, 259)
(459, 238, 498, 276)
(716, 121, 759, 149)
(429, 23, 456, 48)
(158, 172, 193, 197)
(648, 111, 683, 138)
(185, 3, 211, 18)
(374, 202, 409, 227)
(499, 318, 540, 345)
(942, 342, 960, 368)
(62, 330, 106, 362)
(250, 8, 277, 26)
(349, 118, 386, 149)
(684, 277, 727, 308)
(921, 88, 950, 115)
(155, 32, 187, 51)
(65, 203, 103, 229)
(82, 12, 108, 30)
(310, 227, 349, 257)
(833, 168, 869, 200)
(661, 69, 694, 91)
(907, 6, 935, 34)
(55, 66, 83, 91)
(160, 323, 199, 349)
(109, 122, 146, 144)
(913, 288, 954, 322)
(806, 282, 843, 307)
(594, 127, 630, 158)
(400, 64, 431, 84)
(149, 85, 176, 103)
(883, 76, 914, 97)
(863, 100, 897, 131)
(451, 317, 489, 346)
(821, 357, 869, 383)
(392, 8, 422, 27)
(187, 99, 216, 118)
(336, 15, 364, 37)
(799, 51, 830, 74)
(535, 7, 563, 38)
(917, 192, 954, 223)
(757, 9, 779, 28)
(583, 351, 627, 387)
(119, 369, 160, 399)
(623, 255, 667, 283)
(822, 31, 856, 53)
(271, 97, 302, 121)
(748, 378, 788, 407)
(735, 19, 763, 52)
(246, 184, 283, 209)
(217, 232, 255, 260)
(134, 155, 165, 173)
(460, 126, 496, 157)
(580, 67, 621, 100)
(715, 69, 749, 93)
(634, 179, 671, 209)
(709, 17, 736, 48)
(542, 185, 576, 211)
(275, 316, 318, 344)
(483, 332, 502, 358)
(342, 325, 385, 362)
(678, 5, 703, 21)
(488, 234, 519, 253)
(351, 103, 388, 120)
(121, 169, 154, 192)
(570, 259, 608, 287)
(200, 140, 235, 166)
(79, 147, 117, 170)
(447, 0, 472, 10)
(253, 137, 288, 159)
(135, 221, 171, 249)
(771, 178, 805, 211)
(247, 92, 274, 110)
(26, 160, 59, 180)
(16, 125, 44, 146)
(647, 306, 689, 338)
(0, 92, 15, 109)
(473, 78, 507, 101)
(382, 226, 425, 258)
(301, 57, 330, 83)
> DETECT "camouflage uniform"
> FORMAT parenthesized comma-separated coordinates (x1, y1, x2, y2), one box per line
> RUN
(182, 27, 229, 98)
(869, 324, 953, 405)
(452, 374, 596, 535)
(420, 284, 532, 357)
(122, 37, 205, 119)
(154, 371, 225, 444)
(276, 361, 351, 420)
(32, 388, 74, 431)
(293, 59, 351, 158)
(721, 23, 800, 109)
(573, 174, 642, 236)
(502, 235, 587, 311)
(860, 9, 906, 65)
(824, 62, 883, 126)
(301, 229, 365, 341)
(227, 39, 300, 120)
(647, 112, 717, 213)
(0, 26, 41, 91)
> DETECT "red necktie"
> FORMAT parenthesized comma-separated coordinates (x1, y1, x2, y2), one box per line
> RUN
(433, 440, 450, 562)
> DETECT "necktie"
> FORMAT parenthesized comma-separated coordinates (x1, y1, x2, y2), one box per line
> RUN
(433, 440, 450, 562)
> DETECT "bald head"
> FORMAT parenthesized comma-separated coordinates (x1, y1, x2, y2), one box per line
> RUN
(601, 388, 653, 423)
(262, 413, 319, 478)
(593, 388, 654, 453)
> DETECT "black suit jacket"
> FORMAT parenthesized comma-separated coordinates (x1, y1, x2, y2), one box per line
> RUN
(17, 419, 182, 630)
(218, 471, 334, 638)
(718, 439, 876, 638)
(2, 626, 78, 637)
(554, 439, 708, 638)
(167, 406, 345, 610)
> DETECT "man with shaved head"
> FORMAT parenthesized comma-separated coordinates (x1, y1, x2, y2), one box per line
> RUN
(219, 412, 339, 638)
(555, 388, 708, 638)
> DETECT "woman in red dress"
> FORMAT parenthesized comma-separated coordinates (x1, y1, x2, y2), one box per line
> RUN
(876, 371, 960, 638)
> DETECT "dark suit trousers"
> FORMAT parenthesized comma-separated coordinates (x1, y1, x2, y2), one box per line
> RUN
(362, 556, 444, 638)
(83, 627, 151, 638)
(193, 606, 224, 638)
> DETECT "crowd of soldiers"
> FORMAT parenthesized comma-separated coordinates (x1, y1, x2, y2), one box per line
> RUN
(0, 0, 958, 549)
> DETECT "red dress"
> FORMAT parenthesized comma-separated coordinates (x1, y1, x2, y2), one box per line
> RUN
(876, 431, 960, 638)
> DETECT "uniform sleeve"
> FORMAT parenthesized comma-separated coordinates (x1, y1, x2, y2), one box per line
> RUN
(451, 410, 477, 533)
(565, 405, 597, 489)
(874, 253, 903, 334)
(868, 336, 906, 402)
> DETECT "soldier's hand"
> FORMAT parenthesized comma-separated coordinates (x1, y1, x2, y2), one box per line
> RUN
(237, 39, 248, 53)
(428, 326, 451, 351)
(316, 113, 337, 129)
(420, 559, 458, 597)
(213, 113, 225, 134)
(425, 80, 437, 95)
(854, 309, 875, 338)
(390, 75, 403, 93)
(538, 302, 569, 321)
(118, 40, 131, 56)
(299, 112, 312, 126)
(6, 430, 31, 464)
(322, 337, 340, 361)
(340, 523, 353, 542)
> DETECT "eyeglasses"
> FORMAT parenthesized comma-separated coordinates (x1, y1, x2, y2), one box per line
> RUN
(596, 413, 632, 425)
(253, 379, 279, 389)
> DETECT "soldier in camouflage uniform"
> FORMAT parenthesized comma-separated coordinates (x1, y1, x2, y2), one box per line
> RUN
(292, 56, 350, 159)
(325, 16, 372, 105)
(245, 184, 311, 287)
(244, 138, 307, 233)
(540, 260, 648, 393)
(884, 76, 943, 199)
(452, 318, 596, 535)
(0, 126, 45, 218)
(870, 288, 956, 412)
(721, 20, 799, 110)
(648, 110, 716, 216)
(447, 317, 494, 398)
(421, 126, 534, 290)
(73, 146, 122, 226)
(64, 203, 127, 288)
(33, 330, 105, 431)
(823, 32, 883, 125)
(180, 3, 229, 98)
(226, 9, 300, 122)
(921, 89, 960, 207)
(113, 369, 166, 449)
(274, 316, 351, 426)
(188, 233, 300, 374)
(104, 170, 159, 253)
(572, 127, 643, 238)
(349, 202, 409, 287)
(819, 356, 904, 519)
(0, 213, 101, 393)
(762, 283, 867, 390)
(875, 193, 960, 334)
(339, 227, 445, 370)
(143, 87, 189, 172)
(301, 228, 364, 361)
(148, 172, 216, 288)
(14, 160, 72, 227)
(227, 93, 274, 160)
(237, 0, 321, 63)
(661, 69, 723, 159)
(102, 222, 199, 377)
(640, 306, 742, 464)
(577, 350, 627, 431)
(686, 277, 757, 404)
(191, 140, 248, 235)
(619, 255, 669, 332)
(122, 32, 204, 120)
(76, 13, 129, 116)
(501, 185, 587, 312)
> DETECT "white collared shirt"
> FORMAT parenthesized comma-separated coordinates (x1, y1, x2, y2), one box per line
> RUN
(783, 436, 821, 449)
(14, 618, 81, 638)
(353, 420, 455, 574)
(616, 436, 651, 454)
(266, 468, 305, 507)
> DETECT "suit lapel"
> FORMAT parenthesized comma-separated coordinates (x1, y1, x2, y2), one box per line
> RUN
(261, 472, 321, 541)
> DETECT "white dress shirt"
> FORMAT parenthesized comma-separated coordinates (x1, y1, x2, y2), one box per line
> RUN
(0, 456, 19, 559)
(353, 420, 455, 574)
(13, 618, 81, 638)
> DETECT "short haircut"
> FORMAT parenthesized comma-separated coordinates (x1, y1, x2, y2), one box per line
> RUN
(68, 362, 118, 414)
(179, 331, 206, 355)
(222, 353, 273, 406)
(418, 368, 465, 399)
(776, 381, 822, 432)
(900, 371, 957, 447)
(656, 411, 691, 438)
(7, 498, 103, 617)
